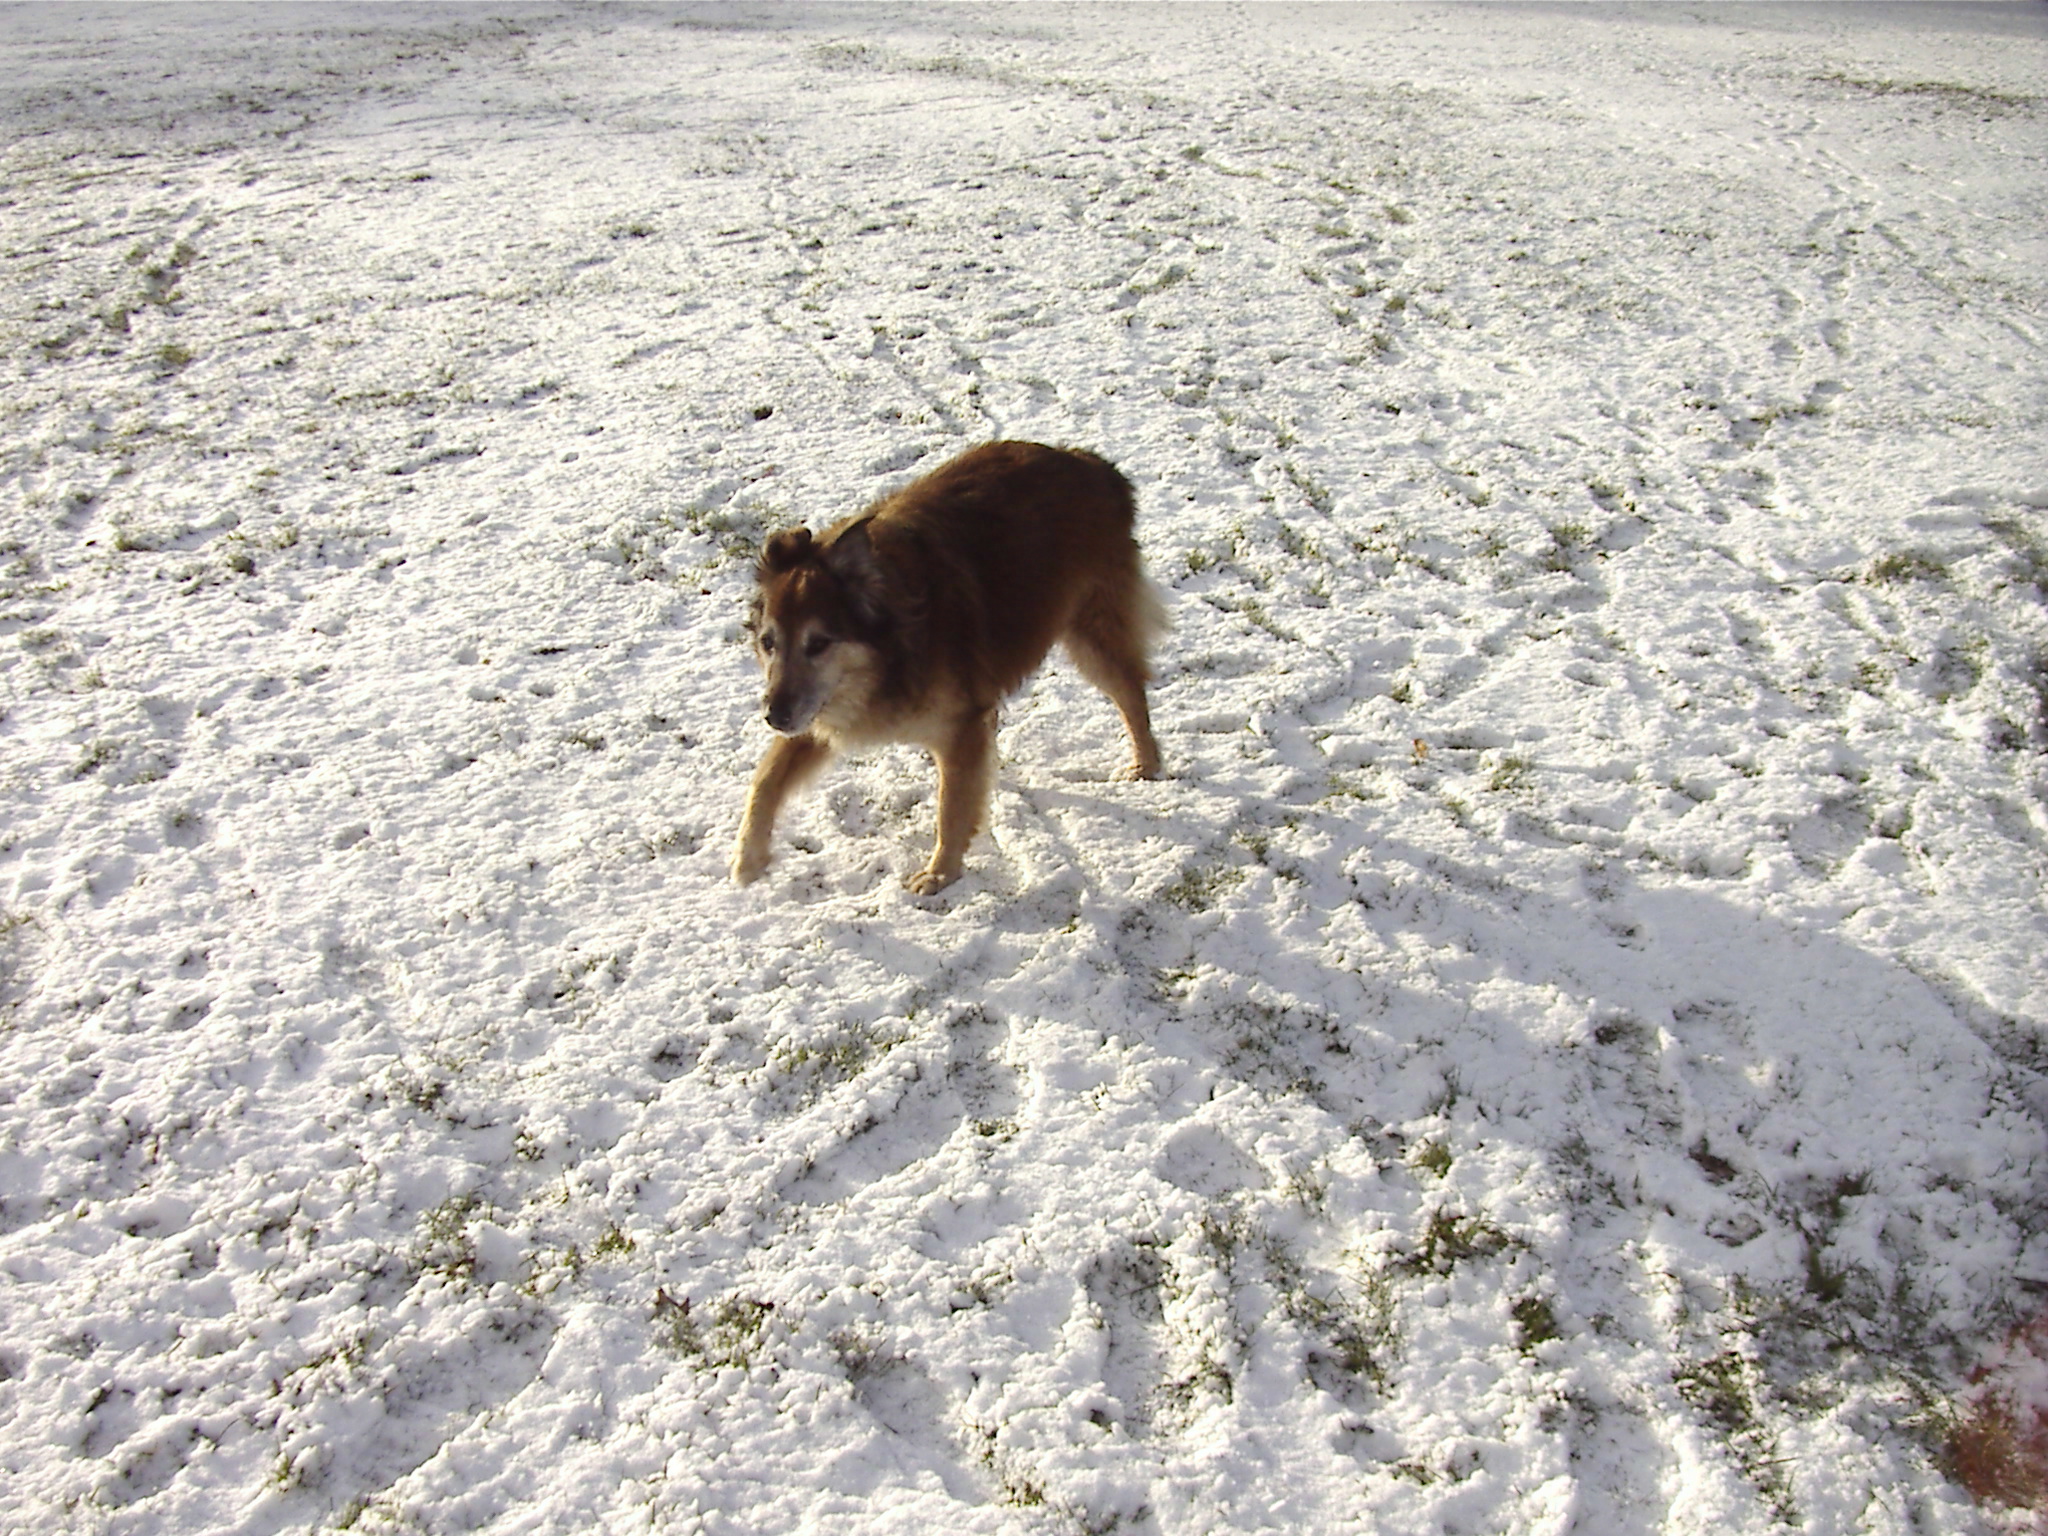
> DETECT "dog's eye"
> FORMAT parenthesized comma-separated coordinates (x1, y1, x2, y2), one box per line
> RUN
(759, 632, 777, 654)
(804, 634, 833, 658)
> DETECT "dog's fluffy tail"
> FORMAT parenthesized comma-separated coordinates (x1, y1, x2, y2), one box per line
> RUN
(1113, 461, 1169, 665)
(1134, 572, 1170, 648)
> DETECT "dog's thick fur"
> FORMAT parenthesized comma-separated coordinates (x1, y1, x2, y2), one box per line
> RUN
(732, 441, 1164, 894)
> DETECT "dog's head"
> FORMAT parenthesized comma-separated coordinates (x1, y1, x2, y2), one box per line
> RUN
(746, 522, 886, 736)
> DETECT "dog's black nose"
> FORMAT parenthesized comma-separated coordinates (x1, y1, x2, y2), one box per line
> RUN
(764, 699, 791, 733)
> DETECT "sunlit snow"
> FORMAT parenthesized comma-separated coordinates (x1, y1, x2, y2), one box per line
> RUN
(3, 5, 2046, 1533)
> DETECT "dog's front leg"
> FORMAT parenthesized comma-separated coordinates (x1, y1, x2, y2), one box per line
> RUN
(732, 733, 833, 885)
(908, 708, 995, 895)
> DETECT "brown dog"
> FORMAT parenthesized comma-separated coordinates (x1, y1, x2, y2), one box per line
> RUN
(732, 441, 1164, 894)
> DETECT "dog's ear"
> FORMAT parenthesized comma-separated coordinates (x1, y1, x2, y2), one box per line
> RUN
(820, 521, 886, 632)
(760, 526, 813, 576)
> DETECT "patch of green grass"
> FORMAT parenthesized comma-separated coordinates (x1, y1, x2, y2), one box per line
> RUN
(1277, 1162, 1331, 1213)
(684, 500, 768, 565)
(772, 1029, 888, 1081)
(1540, 522, 1593, 572)
(1268, 1237, 1397, 1391)
(655, 1289, 776, 1368)
(1788, 1170, 1873, 1303)
(111, 521, 170, 553)
(1674, 1350, 1752, 1432)
(1210, 996, 1349, 1096)
(1487, 753, 1534, 793)
(1233, 820, 1293, 864)
(1865, 551, 1947, 585)
(1985, 517, 2048, 598)
(1511, 1295, 1560, 1354)
(1593, 1012, 1651, 1050)
(1282, 466, 1333, 517)
(1196, 1207, 1250, 1265)
(639, 825, 703, 859)
(1408, 1140, 1453, 1179)
(71, 739, 119, 779)
(962, 1421, 1050, 1511)
(1159, 1356, 1236, 1417)
(768, 1022, 908, 1105)
(1673, 1350, 1798, 1522)
(1230, 596, 1296, 641)
(1159, 860, 1245, 913)
(1812, 72, 2038, 109)
(1398, 1208, 1514, 1275)
(410, 1194, 485, 1282)
(1321, 771, 1378, 804)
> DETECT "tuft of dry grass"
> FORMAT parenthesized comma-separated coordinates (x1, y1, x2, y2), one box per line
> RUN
(1952, 1309, 2048, 1532)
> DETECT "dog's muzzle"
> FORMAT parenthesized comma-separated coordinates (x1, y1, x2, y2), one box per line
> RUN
(764, 691, 813, 735)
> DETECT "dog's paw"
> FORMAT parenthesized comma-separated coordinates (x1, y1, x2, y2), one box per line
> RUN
(1114, 759, 1161, 782)
(905, 866, 961, 897)
(731, 845, 770, 885)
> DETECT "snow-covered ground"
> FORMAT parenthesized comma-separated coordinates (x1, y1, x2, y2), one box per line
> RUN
(3, 3, 2047, 1531)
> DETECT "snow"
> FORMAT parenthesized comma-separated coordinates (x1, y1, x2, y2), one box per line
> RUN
(2, 3, 2046, 1532)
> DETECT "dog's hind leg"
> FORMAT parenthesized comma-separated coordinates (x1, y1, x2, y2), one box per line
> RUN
(1064, 584, 1164, 781)
(909, 707, 996, 895)
(732, 732, 834, 884)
